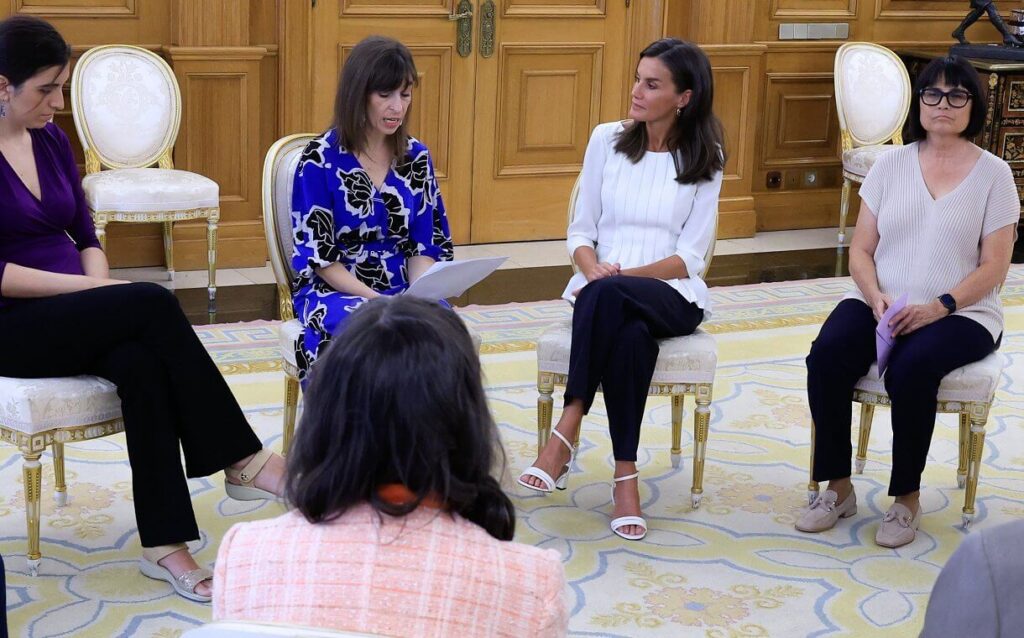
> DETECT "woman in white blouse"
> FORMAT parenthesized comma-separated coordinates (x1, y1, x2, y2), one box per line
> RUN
(518, 38, 725, 541)
(797, 56, 1019, 548)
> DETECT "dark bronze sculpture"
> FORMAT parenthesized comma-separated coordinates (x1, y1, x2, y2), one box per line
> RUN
(952, 0, 1022, 48)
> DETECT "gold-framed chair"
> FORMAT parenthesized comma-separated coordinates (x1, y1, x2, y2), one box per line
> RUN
(0, 375, 124, 575)
(261, 134, 315, 454)
(263, 134, 485, 453)
(808, 352, 1005, 529)
(534, 176, 719, 509)
(71, 45, 220, 310)
(833, 42, 912, 247)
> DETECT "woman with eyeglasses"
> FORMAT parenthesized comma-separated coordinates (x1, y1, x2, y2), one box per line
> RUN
(796, 56, 1019, 548)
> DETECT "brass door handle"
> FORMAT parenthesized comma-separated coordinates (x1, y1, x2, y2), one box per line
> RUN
(452, 0, 473, 57)
(480, 0, 495, 58)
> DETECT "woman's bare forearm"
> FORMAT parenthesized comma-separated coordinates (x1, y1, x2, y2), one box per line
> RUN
(0, 263, 125, 298)
(315, 263, 380, 298)
(80, 247, 109, 279)
(620, 255, 687, 280)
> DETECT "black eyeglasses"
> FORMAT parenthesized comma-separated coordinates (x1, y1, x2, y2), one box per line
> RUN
(919, 87, 972, 108)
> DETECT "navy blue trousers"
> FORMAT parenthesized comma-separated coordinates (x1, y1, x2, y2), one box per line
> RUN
(565, 276, 703, 462)
(807, 299, 995, 496)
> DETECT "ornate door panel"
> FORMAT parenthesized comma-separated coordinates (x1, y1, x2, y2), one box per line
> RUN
(469, 0, 628, 242)
(313, 0, 628, 244)
(312, 0, 477, 243)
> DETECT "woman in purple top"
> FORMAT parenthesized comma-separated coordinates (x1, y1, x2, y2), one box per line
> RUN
(0, 16, 287, 603)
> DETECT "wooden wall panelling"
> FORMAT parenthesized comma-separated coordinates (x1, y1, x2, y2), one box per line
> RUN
(754, 44, 848, 232)
(707, 45, 765, 238)
(164, 46, 268, 269)
(622, 0, 666, 116)
(770, 0, 858, 19)
(869, 0, 1002, 42)
(171, 0, 248, 47)
(277, 0, 315, 133)
(686, 0, 756, 44)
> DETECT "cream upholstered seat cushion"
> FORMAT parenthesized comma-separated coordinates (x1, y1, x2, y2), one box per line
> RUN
(279, 318, 303, 368)
(537, 319, 716, 385)
(82, 168, 219, 213)
(854, 352, 1004, 404)
(0, 375, 121, 434)
(842, 145, 893, 179)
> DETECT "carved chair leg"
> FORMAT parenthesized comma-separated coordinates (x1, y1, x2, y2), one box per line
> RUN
(206, 212, 219, 316)
(962, 405, 989, 530)
(22, 450, 43, 576)
(537, 373, 555, 455)
(93, 216, 108, 251)
(808, 419, 820, 505)
(671, 393, 684, 469)
(282, 373, 300, 455)
(52, 442, 67, 507)
(957, 412, 970, 489)
(837, 178, 853, 246)
(691, 388, 711, 509)
(162, 221, 175, 280)
(855, 403, 875, 474)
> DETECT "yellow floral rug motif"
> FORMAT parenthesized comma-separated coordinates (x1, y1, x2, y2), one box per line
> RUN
(3, 270, 1024, 637)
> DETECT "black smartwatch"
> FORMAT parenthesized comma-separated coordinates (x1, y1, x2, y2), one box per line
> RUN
(938, 293, 957, 314)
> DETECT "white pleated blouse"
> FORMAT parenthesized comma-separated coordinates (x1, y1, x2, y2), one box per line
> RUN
(847, 142, 1021, 340)
(562, 121, 723, 314)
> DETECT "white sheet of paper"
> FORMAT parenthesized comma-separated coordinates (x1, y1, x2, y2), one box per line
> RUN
(403, 256, 507, 300)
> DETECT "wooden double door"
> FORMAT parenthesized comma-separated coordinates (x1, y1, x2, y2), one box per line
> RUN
(311, 0, 629, 244)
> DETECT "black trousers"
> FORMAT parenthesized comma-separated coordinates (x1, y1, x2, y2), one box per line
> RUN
(0, 283, 262, 547)
(807, 299, 996, 496)
(566, 277, 703, 462)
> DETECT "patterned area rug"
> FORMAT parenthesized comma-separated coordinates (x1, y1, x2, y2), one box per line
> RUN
(4, 267, 1024, 637)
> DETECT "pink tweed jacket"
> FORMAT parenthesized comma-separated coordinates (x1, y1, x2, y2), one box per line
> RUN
(213, 505, 568, 637)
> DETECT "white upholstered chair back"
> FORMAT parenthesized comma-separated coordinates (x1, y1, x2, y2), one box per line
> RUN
(71, 45, 181, 170)
(833, 43, 911, 149)
(262, 134, 314, 295)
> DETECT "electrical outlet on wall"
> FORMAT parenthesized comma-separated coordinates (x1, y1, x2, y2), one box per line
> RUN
(766, 171, 782, 188)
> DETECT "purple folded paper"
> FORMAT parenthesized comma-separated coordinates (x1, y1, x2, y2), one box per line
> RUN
(875, 293, 909, 377)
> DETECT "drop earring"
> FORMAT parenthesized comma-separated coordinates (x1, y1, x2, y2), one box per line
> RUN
(0, 101, 6, 118)
(675, 106, 682, 117)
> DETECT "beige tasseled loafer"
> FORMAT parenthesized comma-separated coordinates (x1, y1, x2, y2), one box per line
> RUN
(795, 489, 857, 533)
(875, 503, 921, 548)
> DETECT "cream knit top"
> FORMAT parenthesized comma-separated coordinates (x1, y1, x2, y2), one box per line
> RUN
(563, 121, 723, 312)
(847, 142, 1021, 340)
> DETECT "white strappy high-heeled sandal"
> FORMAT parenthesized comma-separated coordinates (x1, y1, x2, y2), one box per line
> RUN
(610, 472, 647, 541)
(517, 429, 577, 493)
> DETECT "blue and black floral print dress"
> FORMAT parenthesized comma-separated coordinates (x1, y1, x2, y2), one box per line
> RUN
(290, 129, 454, 377)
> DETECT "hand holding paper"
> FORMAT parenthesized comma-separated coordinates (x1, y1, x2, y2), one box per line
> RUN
(875, 293, 908, 377)
(403, 256, 507, 300)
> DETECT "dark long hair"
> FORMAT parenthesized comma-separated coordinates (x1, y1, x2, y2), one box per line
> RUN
(614, 38, 726, 184)
(333, 35, 418, 162)
(904, 56, 986, 142)
(0, 15, 70, 88)
(285, 297, 515, 541)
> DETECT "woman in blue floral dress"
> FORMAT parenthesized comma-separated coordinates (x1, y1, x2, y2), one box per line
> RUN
(291, 36, 453, 379)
